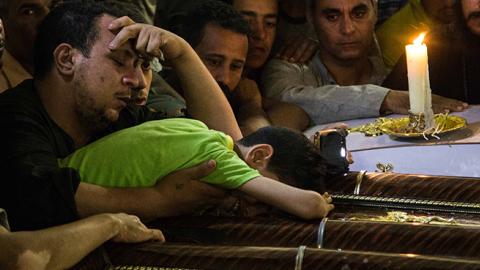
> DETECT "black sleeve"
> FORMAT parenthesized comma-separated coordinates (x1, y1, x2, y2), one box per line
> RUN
(0, 115, 80, 231)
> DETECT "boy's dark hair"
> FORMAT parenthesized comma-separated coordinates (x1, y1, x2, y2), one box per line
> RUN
(34, 0, 145, 79)
(179, 0, 250, 48)
(238, 126, 327, 191)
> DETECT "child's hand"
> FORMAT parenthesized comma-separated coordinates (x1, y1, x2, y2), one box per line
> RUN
(320, 192, 334, 217)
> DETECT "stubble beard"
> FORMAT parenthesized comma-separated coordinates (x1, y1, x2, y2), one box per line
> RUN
(72, 78, 112, 136)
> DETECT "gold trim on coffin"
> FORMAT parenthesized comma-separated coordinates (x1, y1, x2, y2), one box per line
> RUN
(380, 114, 467, 138)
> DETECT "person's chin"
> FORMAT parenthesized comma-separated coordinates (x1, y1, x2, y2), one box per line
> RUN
(104, 109, 121, 123)
(335, 48, 364, 60)
(246, 55, 267, 70)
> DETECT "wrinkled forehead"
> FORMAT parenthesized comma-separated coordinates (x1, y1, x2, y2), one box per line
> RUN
(94, 14, 135, 54)
(94, 14, 153, 66)
(315, 0, 374, 10)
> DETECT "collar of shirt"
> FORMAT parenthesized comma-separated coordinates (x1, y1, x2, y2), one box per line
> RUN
(0, 50, 33, 93)
(310, 51, 390, 86)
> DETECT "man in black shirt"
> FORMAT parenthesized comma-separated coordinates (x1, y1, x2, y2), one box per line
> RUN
(0, 1, 240, 231)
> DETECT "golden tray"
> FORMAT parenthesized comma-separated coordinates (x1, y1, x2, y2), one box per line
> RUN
(380, 115, 467, 138)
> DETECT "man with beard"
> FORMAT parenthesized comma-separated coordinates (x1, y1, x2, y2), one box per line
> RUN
(172, 0, 269, 135)
(384, 0, 480, 104)
(155, 0, 312, 133)
(262, 0, 467, 125)
(0, 0, 239, 231)
(175, 0, 310, 135)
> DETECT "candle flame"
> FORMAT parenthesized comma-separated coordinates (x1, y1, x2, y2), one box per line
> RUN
(413, 32, 427, 46)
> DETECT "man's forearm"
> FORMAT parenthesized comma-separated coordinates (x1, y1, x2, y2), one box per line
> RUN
(0, 214, 119, 270)
(75, 182, 167, 220)
(171, 47, 242, 140)
(75, 167, 226, 221)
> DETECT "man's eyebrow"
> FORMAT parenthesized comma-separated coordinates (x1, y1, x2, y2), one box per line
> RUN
(18, 3, 41, 9)
(204, 53, 225, 59)
(352, 3, 369, 12)
(265, 14, 277, 20)
(321, 8, 341, 15)
(239, 10, 257, 18)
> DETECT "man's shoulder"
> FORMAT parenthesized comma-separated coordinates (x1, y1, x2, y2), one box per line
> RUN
(0, 80, 39, 113)
(263, 58, 314, 83)
(264, 58, 309, 73)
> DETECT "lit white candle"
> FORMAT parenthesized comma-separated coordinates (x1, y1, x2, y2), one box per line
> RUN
(405, 32, 429, 115)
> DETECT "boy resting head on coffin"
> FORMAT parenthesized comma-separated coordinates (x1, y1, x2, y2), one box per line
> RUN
(59, 119, 333, 220)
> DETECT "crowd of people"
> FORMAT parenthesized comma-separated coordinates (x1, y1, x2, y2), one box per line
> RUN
(0, 0, 479, 268)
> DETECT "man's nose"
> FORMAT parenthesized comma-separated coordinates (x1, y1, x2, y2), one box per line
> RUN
(122, 66, 147, 91)
(445, 0, 456, 7)
(250, 20, 266, 41)
(214, 67, 232, 90)
(340, 16, 355, 35)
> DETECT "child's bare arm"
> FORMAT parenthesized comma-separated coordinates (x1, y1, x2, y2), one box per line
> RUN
(238, 176, 334, 219)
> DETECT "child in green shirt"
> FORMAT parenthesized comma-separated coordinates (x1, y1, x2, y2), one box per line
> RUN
(60, 118, 333, 219)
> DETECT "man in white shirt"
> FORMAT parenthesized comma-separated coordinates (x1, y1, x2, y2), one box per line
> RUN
(262, 0, 467, 124)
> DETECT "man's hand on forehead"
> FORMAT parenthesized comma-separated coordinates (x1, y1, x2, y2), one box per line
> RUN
(108, 16, 163, 57)
(107, 16, 191, 63)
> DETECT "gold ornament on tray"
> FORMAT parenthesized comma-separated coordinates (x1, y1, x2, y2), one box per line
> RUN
(349, 33, 468, 139)
(380, 113, 466, 139)
(349, 113, 466, 139)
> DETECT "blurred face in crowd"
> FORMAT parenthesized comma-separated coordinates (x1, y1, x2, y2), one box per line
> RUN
(70, 15, 151, 130)
(194, 23, 248, 94)
(233, 0, 278, 69)
(1, 0, 55, 70)
(462, 0, 480, 36)
(421, 0, 457, 24)
(309, 0, 376, 62)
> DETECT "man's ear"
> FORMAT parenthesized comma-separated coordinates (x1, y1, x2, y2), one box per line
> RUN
(53, 43, 78, 76)
(245, 144, 274, 169)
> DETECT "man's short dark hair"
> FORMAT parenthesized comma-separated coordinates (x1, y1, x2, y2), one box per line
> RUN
(34, 0, 145, 79)
(179, 0, 250, 48)
(238, 126, 327, 191)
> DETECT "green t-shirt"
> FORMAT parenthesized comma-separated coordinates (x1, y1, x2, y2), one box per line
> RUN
(59, 119, 260, 189)
(376, 0, 432, 69)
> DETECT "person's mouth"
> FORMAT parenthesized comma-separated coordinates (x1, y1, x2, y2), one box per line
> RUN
(338, 42, 361, 49)
(116, 96, 131, 108)
(133, 97, 147, 106)
(250, 45, 267, 55)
